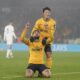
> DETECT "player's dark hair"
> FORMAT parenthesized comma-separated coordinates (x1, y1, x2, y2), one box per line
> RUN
(32, 30, 40, 34)
(43, 7, 51, 13)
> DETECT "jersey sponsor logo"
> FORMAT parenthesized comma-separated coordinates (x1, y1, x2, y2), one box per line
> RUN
(32, 46, 42, 51)
(40, 30, 48, 33)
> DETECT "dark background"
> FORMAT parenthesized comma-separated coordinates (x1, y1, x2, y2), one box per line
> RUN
(0, 0, 80, 43)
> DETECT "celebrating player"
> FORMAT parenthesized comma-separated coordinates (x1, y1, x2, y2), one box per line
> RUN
(31, 7, 56, 69)
(20, 23, 51, 78)
(4, 22, 17, 59)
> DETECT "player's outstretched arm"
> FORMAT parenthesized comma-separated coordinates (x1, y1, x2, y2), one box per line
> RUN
(20, 22, 30, 45)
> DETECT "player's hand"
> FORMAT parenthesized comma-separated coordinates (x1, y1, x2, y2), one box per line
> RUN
(17, 38, 22, 43)
(25, 22, 30, 29)
(42, 37, 48, 45)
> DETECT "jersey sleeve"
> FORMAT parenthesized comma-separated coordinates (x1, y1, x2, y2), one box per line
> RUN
(20, 28, 30, 46)
(3, 32, 6, 41)
(47, 21, 56, 43)
(22, 38, 30, 45)
(4, 26, 8, 41)
(31, 20, 41, 36)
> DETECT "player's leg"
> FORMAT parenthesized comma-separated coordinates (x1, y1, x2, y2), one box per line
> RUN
(25, 69, 34, 77)
(44, 44, 52, 69)
(38, 64, 51, 78)
(25, 64, 36, 77)
(42, 69, 51, 78)
(6, 45, 11, 58)
(9, 45, 13, 58)
(6, 50, 10, 58)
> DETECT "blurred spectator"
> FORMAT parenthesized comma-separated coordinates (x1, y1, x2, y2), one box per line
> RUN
(4, 22, 17, 59)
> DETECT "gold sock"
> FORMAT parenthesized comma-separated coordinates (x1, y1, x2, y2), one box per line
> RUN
(46, 58, 52, 69)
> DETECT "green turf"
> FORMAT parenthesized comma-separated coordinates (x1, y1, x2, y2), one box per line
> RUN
(0, 51, 80, 80)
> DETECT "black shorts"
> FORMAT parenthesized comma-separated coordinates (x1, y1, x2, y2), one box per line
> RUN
(27, 64, 47, 73)
(44, 44, 52, 53)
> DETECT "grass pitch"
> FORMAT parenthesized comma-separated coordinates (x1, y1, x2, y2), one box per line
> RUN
(0, 51, 80, 80)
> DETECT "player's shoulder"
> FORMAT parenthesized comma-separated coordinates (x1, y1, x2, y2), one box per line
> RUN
(4, 25, 9, 30)
(50, 18, 56, 22)
(35, 18, 43, 25)
(5, 25, 8, 28)
(36, 18, 44, 22)
(50, 18, 56, 25)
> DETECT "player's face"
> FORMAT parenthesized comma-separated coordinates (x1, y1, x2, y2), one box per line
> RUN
(33, 31, 40, 37)
(43, 10, 51, 19)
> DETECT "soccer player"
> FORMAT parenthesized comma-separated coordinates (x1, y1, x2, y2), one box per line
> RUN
(20, 23, 51, 78)
(31, 7, 56, 69)
(4, 22, 17, 58)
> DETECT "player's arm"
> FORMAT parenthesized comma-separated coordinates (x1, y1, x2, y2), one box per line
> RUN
(20, 23, 30, 45)
(3, 32, 6, 41)
(3, 26, 7, 41)
(13, 32, 17, 39)
(3, 27, 6, 41)
(31, 20, 41, 36)
(42, 22, 56, 45)
(47, 23, 56, 43)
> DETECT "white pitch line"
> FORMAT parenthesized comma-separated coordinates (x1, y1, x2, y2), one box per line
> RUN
(0, 76, 23, 79)
(0, 72, 80, 79)
(53, 72, 80, 75)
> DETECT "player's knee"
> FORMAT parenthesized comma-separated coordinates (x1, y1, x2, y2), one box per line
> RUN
(42, 69, 51, 78)
(25, 69, 33, 77)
